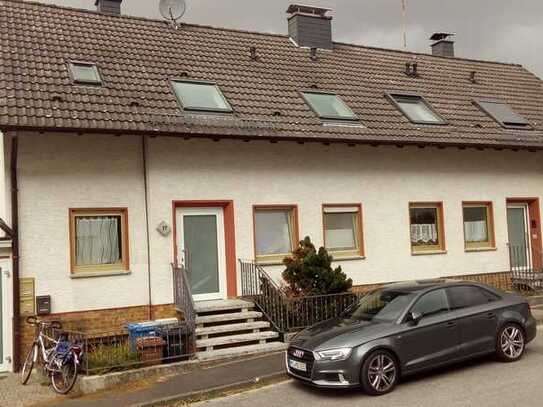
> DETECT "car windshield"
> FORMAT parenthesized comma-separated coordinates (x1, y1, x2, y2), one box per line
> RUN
(343, 289, 416, 322)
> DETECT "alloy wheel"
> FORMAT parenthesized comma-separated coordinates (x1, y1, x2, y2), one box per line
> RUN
(367, 353, 397, 393)
(500, 326, 524, 359)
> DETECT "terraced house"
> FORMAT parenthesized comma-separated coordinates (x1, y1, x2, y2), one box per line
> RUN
(0, 0, 542, 372)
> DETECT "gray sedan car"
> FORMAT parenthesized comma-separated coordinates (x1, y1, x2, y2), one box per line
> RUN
(286, 280, 537, 395)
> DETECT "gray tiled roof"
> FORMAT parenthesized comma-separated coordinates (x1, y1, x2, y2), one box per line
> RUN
(1, 0, 542, 148)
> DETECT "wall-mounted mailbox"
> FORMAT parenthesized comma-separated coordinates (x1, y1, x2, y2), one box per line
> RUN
(20, 278, 35, 316)
(36, 295, 51, 316)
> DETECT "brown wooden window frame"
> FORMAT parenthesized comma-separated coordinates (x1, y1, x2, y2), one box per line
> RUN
(322, 204, 365, 258)
(462, 201, 496, 251)
(252, 205, 299, 264)
(69, 208, 130, 275)
(409, 202, 446, 254)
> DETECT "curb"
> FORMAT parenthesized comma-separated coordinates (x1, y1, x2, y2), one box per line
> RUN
(134, 371, 289, 407)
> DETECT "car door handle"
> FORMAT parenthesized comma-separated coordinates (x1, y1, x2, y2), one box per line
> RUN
(485, 312, 495, 319)
(445, 321, 457, 328)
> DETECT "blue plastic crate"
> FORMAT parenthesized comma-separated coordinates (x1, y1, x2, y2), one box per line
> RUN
(127, 321, 161, 351)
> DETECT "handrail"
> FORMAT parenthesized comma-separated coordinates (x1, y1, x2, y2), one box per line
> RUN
(239, 259, 362, 333)
(172, 263, 196, 349)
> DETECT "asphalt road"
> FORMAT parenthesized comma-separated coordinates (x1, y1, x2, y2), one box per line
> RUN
(193, 327, 543, 407)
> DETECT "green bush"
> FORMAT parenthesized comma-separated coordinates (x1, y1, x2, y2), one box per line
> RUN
(282, 236, 353, 296)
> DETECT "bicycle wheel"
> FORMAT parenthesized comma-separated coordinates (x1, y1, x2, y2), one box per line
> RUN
(21, 343, 38, 385)
(51, 357, 78, 395)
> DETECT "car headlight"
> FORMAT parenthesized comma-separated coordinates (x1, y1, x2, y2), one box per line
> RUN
(314, 347, 352, 361)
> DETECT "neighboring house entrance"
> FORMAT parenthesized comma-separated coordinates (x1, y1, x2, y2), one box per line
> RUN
(0, 259, 12, 372)
(176, 207, 227, 301)
(507, 203, 532, 270)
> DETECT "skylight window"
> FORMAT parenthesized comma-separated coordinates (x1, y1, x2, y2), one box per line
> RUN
(68, 62, 102, 85)
(474, 100, 530, 129)
(388, 93, 446, 124)
(171, 80, 233, 113)
(301, 91, 358, 121)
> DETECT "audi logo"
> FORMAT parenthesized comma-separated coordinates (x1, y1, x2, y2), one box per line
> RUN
(293, 349, 304, 358)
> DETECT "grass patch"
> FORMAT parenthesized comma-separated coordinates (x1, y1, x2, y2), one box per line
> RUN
(86, 343, 139, 375)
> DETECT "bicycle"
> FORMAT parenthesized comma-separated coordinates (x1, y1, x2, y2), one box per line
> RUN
(21, 316, 83, 394)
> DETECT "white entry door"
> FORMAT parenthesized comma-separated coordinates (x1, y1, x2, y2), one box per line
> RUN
(507, 204, 532, 271)
(176, 207, 227, 301)
(0, 260, 12, 372)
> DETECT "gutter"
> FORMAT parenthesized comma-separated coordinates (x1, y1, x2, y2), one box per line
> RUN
(2, 126, 543, 152)
(142, 135, 153, 320)
(10, 135, 20, 371)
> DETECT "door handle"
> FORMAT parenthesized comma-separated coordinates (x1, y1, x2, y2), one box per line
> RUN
(485, 312, 495, 319)
(445, 321, 457, 329)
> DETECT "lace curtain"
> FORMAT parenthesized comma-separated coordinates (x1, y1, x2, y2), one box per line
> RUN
(76, 217, 121, 265)
(464, 220, 488, 242)
(410, 224, 438, 244)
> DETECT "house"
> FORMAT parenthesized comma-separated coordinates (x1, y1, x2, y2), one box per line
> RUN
(0, 0, 542, 372)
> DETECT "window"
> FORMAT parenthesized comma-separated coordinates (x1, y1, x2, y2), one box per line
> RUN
(323, 205, 364, 257)
(447, 286, 499, 310)
(409, 202, 445, 253)
(253, 206, 298, 262)
(474, 100, 530, 129)
(171, 80, 233, 113)
(343, 289, 416, 322)
(411, 289, 449, 318)
(301, 91, 358, 121)
(68, 62, 102, 85)
(69, 208, 129, 274)
(387, 93, 446, 124)
(463, 202, 495, 250)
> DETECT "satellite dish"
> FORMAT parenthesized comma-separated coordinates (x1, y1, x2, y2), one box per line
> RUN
(159, 0, 186, 28)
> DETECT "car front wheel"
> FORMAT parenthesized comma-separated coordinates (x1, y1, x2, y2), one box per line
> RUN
(360, 350, 399, 396)
(496, 323, 525, 362)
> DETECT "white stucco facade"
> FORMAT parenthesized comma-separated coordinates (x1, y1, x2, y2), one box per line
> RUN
(13, 132, 543, 314)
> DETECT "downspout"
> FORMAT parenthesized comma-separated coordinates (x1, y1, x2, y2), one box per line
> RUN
(10, 135, 20, 371)
(142, 135, 153, 320)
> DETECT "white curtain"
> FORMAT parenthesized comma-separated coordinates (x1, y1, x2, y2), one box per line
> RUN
(255, 210, 293, 255)
(464, 220, 488, 242)
(410, 224, 438, 244)
(76, 217, 121, 266)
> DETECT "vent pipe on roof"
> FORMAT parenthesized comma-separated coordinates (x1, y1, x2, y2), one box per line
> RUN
(430, 32, 455, 57)
(95, 0, 122, 15)
(287, 4, 333, 50)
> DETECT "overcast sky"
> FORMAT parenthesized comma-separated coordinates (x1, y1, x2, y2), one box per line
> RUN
(38, 0, 543, 78)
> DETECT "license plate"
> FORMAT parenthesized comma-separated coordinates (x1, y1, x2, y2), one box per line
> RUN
(289, 359, 307, 372)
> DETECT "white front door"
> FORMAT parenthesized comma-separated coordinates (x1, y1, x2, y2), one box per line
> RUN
(0, 260, 12, 372)
(507, 204, 532, 271)
(176, 207, 227, 301)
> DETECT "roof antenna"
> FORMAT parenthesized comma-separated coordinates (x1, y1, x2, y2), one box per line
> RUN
(401, 0, 408, 49)
(159, 0, 187, 30)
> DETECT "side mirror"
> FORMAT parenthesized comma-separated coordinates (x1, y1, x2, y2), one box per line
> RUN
(408, 311, 423, 325)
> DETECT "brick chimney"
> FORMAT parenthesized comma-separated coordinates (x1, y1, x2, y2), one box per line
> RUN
(430, 33, 455, 57)
(287, 4, 333, 50)
(95, 0, 122, 15)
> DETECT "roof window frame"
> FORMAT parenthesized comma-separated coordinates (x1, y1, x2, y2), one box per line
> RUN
(473, 99, 531, 130)
(170, 79, 234, 114)
(386, 91, 447, 125)
(67, 60, 104, 86)
(300, 90, 359, 123)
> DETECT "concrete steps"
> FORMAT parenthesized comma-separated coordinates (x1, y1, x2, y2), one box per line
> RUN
(197, 342, 288, 361)
(194, 299, 283, 361)
(197, 331, 279, 349)
(196, 321, 271, 336)
(195, 311, 262, 325)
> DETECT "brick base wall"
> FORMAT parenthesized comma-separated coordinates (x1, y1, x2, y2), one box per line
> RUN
(18, 303, 179, 365)
(352, 271, 512, 294)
